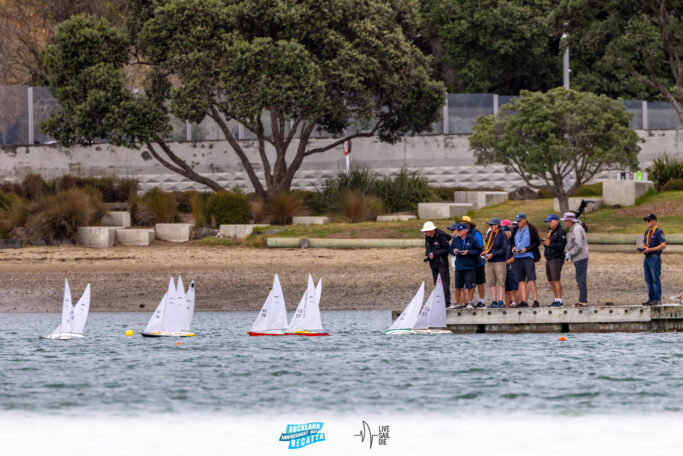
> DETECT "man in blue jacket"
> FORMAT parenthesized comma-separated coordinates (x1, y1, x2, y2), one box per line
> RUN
(482, 218, 508, 308)
(449, 223, 482, 308)
(640, 213, 666, 306)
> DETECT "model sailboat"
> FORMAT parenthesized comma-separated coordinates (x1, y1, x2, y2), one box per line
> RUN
(142, 276, 196, 337)
(42, 279, 91, 340)
(413, 274, 450, 334)
(286, 275, 329, 336)
(248, 274, 289, 336)
(384, 282, 425, 335)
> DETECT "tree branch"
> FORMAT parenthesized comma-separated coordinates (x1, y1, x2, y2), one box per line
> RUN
(146, 141, 224, 191)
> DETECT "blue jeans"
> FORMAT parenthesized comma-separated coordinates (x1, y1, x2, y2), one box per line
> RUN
(644, 255, 662, 301)
(573, 258, 588, 303)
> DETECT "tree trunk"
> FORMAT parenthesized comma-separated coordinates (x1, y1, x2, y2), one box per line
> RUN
(557, 194, 570, 214)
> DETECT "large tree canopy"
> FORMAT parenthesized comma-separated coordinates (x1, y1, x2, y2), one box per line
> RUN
(470, 88, 640, 213)
(419, 0, 561, 94)
(43, 0, 445, 198)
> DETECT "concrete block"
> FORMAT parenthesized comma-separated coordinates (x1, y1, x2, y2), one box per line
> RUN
(603, 180, 653, 207)
(100, 211, 131, 227)
(155, 223, 194, 242)
(417, 203, 473, 220)
(292, 216, 330, 225)
(77, 227, 116, 248)
(376, 215, 417, 222)
(553, 198, 603, 213)
(453, 191, 508, 209)
(219, 224, 268, 240)
(115, 228, 155, 246)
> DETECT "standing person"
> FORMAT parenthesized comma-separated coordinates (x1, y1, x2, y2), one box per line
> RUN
(561, 212, 589, 307)
(542, 214, 567, 307)
(449, 223, 482, 308)
(421, 221, 452, 307)
(501, 220, 519, 308)
(639, 213, 666, 306)
(482, 218, 507, 308)
(510, 213, 541, 308)
(460, 216, 486, 307)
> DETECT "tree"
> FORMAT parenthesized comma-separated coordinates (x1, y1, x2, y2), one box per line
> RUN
(43, 0, 445, 199)
(469, 88, 640, 213)
(419, 0, 561, 94)
(554, 0, 683, 105)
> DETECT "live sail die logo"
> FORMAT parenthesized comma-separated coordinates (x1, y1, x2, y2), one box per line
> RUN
(354, 421, 390, 449)
(279, 422, 326, 449)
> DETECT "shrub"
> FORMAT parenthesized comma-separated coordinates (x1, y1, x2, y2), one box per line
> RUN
(133, 189, 177, 226)
(0, 181, 22, 196)
(190, 192, 208, 226)
(537, 188, 554, 199)
(339, 190, 384, 222)
(314, 167, 381, 210)
(650, 153, 683, 191)
(661, 178, 683, 191)
(0, 198, 28, 239)
(25, 189, 106, 242)
(267, 191, 303, 225)
(250, 196, 267, 224)
(574, 182, 602, 196)
(51, 175, 139, 202)
(206, 191, 251, 225)
(22, 174, 48, 200)
(0, 190, 17, 209)
(375, 169, 437, 212)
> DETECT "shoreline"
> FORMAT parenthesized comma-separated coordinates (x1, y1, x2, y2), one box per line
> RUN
(1, 245, 681, 313)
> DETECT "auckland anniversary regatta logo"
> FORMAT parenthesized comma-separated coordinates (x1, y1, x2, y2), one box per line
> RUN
(279, 422, 326, 449)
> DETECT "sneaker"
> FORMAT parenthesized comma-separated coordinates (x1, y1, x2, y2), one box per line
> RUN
(475, 301, 486, 308)
(487, 301, 498, 308)
(654, 300, 662, 306)
(516, 301, 529, 308)
(465, 302, 475, 309)
(509, 302, 517, 308)
(446, 304, 458, 310)
(452, 304, 464, 309)
(497, 300, 505, 308)
(549, 301, 563, 307)
(532, 300, 540, 308)
(642, 300, 655, 306)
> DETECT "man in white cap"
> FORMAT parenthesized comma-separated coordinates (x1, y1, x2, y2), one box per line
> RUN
(422, 221, 452, 307)
(561, 212, 589, 307)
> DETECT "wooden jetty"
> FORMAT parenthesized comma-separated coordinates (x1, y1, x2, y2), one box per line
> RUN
(392, 305, 683, 333)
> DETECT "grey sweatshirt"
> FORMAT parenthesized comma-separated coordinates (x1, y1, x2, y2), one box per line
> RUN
(567, 222, 589, 262)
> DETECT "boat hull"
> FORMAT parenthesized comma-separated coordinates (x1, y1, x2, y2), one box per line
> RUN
(413, 328, 452, 334)
(248, 331, 285, 336)
(141, 331, 196, 337)
(286, 331, 330, 336)
(384, 328, 416, 335)
(40, 333, 84, 340)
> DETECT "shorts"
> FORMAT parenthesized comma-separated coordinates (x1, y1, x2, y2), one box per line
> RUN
(505, 265, 518, 291)
(512, 257, 536, 282)
(455, 269, 476, 289)
(545, 258, 564, 282)
(485, 261, 506, 288)
(475, 265, 486, 285)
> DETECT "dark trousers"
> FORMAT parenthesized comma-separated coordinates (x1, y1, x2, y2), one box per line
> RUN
(431, 266, 451, 307)
(644, 255, 662, 301)
(573, 258, 588, 303)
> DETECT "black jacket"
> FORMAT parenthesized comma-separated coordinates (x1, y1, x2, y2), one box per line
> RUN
(424, 229, 452, 269)
(543, 225, 567, 260)
(482, 230, 507, 263)
(511, 222, 541, 262)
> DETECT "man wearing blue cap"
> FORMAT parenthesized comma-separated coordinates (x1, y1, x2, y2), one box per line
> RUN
(449, 223, 482, 308)
(542, 214, 566, 307)
(482, 218, 508, 308)
(510, 213, 541, 307)
(640, 213, 666, 305)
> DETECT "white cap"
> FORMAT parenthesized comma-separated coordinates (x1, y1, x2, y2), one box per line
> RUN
(421, 221, 437, 232)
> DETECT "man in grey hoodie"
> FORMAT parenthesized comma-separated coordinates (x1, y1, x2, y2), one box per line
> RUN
(561, 212, 589, 306)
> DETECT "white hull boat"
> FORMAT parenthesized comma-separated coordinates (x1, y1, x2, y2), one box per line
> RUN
(142, 276, 196, 337)
(249, 274, 288, 336)
(42, 279, 90, 340)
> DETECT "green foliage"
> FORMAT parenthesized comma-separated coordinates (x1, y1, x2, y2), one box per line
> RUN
(133, 189, 177, 226)
(374, 169, 437, 212)
(420, 0, 560, 93)
(574, 182, 603, 197)
(650, 154, 683, 191)
(537, 188, 554, 199)
(0, 190, 18, 210)
(470, 88, 640, 211)
(206, 191, 251, 225)
(661, 178, 683, 192)
(53, 175, 138, 202)
(313, 167, 381, 212)
(267, 191, 303, 225)
(25, 189, 106, 242)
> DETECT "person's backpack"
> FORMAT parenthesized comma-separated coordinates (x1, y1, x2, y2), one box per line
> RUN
(576, 218, 588, 233)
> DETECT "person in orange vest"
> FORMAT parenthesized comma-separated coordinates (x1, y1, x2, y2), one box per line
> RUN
(482, 218, 508, 308)
(639, 213, 666, 306)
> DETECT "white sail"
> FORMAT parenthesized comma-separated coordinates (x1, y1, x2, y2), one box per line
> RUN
(413, 287, 435, 329)
(287, 281, 310, 333)
(71, 284, 90, 335)
(429, 274, 447, 328)
(181, 280, 195, 331)
(144, 292, 168, 334)
(161, 277, 184, 333)
(51, 279, 73, 336)
(388, 282, 425, 330)
(304, 277, 323, 330)
(252, 274, 288, 332)
(251, 288, 274, 332)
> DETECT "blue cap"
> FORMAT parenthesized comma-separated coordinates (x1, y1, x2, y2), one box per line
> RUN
(456, 223, 468, 231)
(545, 214, 559, 222)
(447, 222, 458, 230)
(488, 217, 501, 226)
(514, 213, 527, 222)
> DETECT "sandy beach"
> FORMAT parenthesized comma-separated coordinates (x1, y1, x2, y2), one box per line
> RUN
(1, 244, 681, 312)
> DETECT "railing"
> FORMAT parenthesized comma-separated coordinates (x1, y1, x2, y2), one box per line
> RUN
(0, 86, 681, 146)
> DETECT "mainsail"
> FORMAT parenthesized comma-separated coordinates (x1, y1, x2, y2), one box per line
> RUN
(388, 282, 425, 331)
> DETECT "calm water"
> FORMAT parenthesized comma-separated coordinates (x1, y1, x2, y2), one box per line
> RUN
(1, 311, 682, 416)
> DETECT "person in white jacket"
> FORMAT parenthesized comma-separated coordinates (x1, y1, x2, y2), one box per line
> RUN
(561, 212, 589, 307)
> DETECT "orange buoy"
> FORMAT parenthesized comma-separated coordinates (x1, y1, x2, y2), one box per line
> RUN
(559, 336, 566, 341)
(176, 342, 182, 345)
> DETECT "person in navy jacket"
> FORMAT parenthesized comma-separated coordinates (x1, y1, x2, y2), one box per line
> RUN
(640, 213, 666, 305)
(449, 223, 482, 308)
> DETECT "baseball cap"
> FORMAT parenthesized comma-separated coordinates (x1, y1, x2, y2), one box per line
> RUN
(545, 214, 559, 222)
(488, 217, 501, 226)
(447, 222, 458, 231)
(514, 213, 527, 222)
(456, 223, 468, 231)
(643, 213, 657, 221)
(501, 219, 512, 226)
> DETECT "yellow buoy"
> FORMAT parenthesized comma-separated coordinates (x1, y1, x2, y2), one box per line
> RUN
(125, 330, 134, 337)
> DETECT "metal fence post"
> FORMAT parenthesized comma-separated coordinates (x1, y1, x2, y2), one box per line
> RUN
(27, 87, 34, 144)
(642, 101, 648, 129)
(186, 120, 192, 141)
(493, 94, 499, 115)
(442, 99, 449, 135)
(238, 123, 245, 140)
